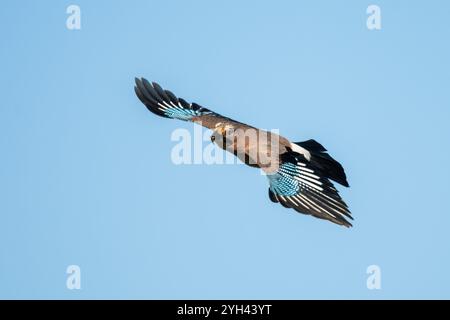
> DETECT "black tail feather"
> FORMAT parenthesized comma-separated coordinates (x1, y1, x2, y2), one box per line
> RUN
(295, 139, 327, 152)
(295, 140, 350, 187)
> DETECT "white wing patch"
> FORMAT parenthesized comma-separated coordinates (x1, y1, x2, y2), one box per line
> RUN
(290, 143, 311, 161)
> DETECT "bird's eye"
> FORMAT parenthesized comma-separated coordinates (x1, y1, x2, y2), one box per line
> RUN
(210, 135, 216, 142)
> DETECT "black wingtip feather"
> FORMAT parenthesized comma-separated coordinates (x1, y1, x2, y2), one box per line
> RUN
(268, 189, 278, 203)
(134, 77, 170, 118)
(142, 78, 163, 103)
(152, 82, 171, 102)
(165, 89, 179, 105)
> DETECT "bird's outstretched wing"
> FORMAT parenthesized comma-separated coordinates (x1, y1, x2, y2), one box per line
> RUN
(267, 151, 352, 227)
(134, 77, 232, 129)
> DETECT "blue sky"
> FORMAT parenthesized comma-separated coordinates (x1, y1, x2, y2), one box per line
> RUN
(1, 0, 449, 299)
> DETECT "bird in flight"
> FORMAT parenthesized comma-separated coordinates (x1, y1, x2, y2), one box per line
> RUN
(134, 78, 352, 227)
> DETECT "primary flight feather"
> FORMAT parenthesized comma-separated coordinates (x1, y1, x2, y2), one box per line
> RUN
(134, 78, 352, 227)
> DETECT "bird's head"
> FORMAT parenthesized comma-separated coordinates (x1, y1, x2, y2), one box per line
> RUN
(211, 122, 233, 146)
(213, 122, 233, 136)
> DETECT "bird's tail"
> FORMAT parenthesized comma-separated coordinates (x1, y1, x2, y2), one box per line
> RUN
(294, 139, 349, 187)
